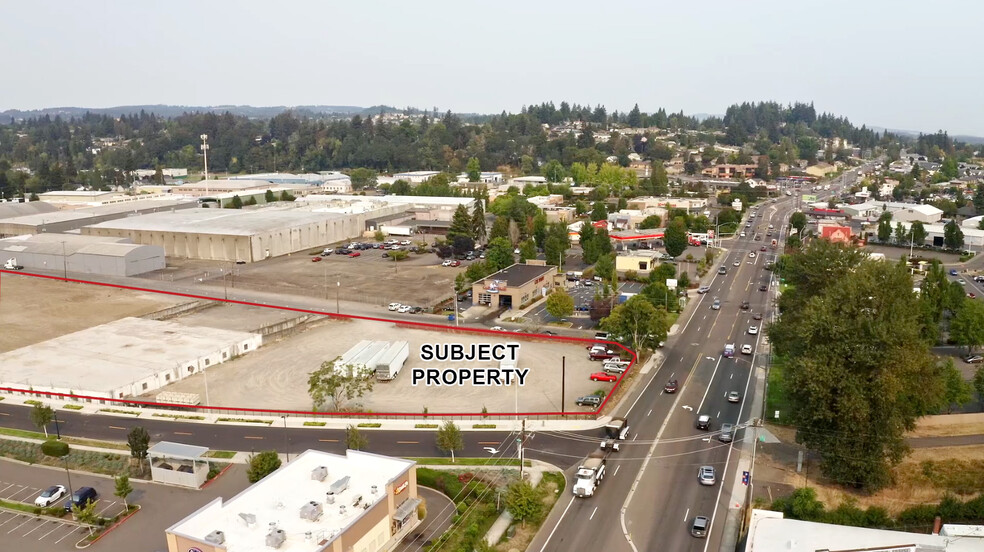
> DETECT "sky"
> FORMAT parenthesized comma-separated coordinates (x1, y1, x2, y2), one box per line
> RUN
(1, 0, 982, 135)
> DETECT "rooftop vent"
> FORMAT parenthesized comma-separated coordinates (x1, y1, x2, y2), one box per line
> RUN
(328, 476, 350, 495)
(311, 466, 328, 482)
(325, 493, 335, 505)
(300, 501, 323, 522)
(266, 528, 286, 549)
(238, 513, 256, 527)
(204, 530, 225, 545)
(339, 505, 346, 515)
(371, 485, 378, 495)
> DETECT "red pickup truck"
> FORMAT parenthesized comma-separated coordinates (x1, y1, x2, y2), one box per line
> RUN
(588, 347, 618, 361)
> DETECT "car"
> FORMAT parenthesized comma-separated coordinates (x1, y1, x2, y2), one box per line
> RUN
(311, 256, 322, 262)
(958, 279, 967, 285)
(576, 304, 590, 311)
(739, 232, 746, 238)
(441, 259, 453, 267)
(582, 279, 594, 287)
(321, 250, 332, 256)
(950, 269, 960, 276)
(711, 298, 721, 310)
(398, 305, 412, 313)
(388, 302, 401, 311)
(34, 485, 67, 507)
(400, 240, 412, 246)
(603, 362, 627, 374)
(664, 379, 679, 393)
(719, 423, 734, 443)
(697, 286, 711, 294)
(974, 275, 984, 283)
(766, 231, 772, 237)
(753, 312, 763, 320)
(410, 306, 424, 314)
(490, 326, 506, 331)
(698, 466, 716, 486)
(594, 332, 610, 340)
(740, 301, 750, 310)
(965, 354, 984, 364)
(575, 395, 602, 407)
(348, 252, 361, 257)
(541, 330, 558, 336)
(449, 260, 461, 267)
(691, 516, 709, 538)
(768, 224, 774, 229)
(235, 259, 246, 264)
(741, 344, 753, 354)
(749, 252, 756, 258)
(727, 391, 741, 403)
(718, 267, 727, 275)
(748, 325, 758, 335)
(968, 293, 977, 299)
(759, 284, 768, 292)
(733, 260, 741, 267)
(590, 372, 618, 382)
(64, 486, 98, 512)
(696, 415, 711, 430)
(760, 246, 767, 251)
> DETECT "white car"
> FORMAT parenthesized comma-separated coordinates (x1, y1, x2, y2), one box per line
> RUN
(441, 260, 453, 267)
(748, 252, 756, 258)
(490, 326, 506, 331)
(741, 344, 753, 355)
(34, 485, 67, 507)
(400, 240, 412, 246)
(748, 326, 758, 335)
(733, 260, 740, 267)
(388, 302, 401, 311)
(739, 232, 746, 238)
(398, 305, 412, 313)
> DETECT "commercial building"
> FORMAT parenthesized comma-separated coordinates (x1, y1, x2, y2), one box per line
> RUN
(82, 206, 374, 262)
(166, 449, 420, 552)
(0, 233, 165, 276)
(227, 172, 353, 194)
(392, 170, 440, 184)
(336, 341, 410, 381)
(0, 198, 198, 237)
(626, 196, 707, 212)
(615, 253, 661, 273)
(38, 190, 121, 204)
(840, 201, 944, 224)
(456, 171, 503, 184)
(0, 317, 261, 402)
(701, 163, 757, 179)
(472, 262, 557, 309)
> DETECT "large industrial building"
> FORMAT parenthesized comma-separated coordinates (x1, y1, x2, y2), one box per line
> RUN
(81, 205, 396, 262)
(0, 198, 198, 237)
(166, 449, 420, 552)
(0, 233, 165, 276)
(0, 317, 261, 402)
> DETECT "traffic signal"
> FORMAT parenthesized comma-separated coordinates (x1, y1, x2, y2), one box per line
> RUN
(742, 471, 750, 485)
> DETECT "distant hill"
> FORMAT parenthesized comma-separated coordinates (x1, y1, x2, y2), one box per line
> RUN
(0, 104, 369, 121)
(868, 125, 984, 145)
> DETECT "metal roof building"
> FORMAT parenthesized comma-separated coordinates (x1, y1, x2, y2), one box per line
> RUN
(0, 233, 165, 276)
(0, 198, 199, 237)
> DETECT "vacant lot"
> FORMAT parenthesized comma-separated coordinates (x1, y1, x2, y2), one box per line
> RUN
(0, 273, 179, 352)
(155, 306, 611, 414)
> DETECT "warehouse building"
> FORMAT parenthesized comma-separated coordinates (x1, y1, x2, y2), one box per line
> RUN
(0, 233, 165, 276)
(472, 262, 557, 309)
(81, 206, 377, 262)
(0, 198, 198, 237)
(165, 449, 420, 552)
(0, 317, 261, 402)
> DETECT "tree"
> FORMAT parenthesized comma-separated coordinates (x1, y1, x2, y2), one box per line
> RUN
(950, 299, 984, 352)
(505, 480, 544, 527)
(279, 190, 295, 201)
(911, 221, 928, 246)
(768, 255, 944, 490)
(229, 195, 244, 209)
(543, 160, 565, 183)
(349, 167, 378, 189)
(664, 217, 688, 258)
(544, 222, 570, 267)
(518, 240, 537, 263)
(485, 237, 514, 271)
(247, 450, 282, 483)
(638, 214, 662, 229)
(594, 252, 616, 284)
(41, 439, 69, 457)
(944, 220, 964, 249)
(435, 420, 463, 462)
(448, 205, 473, 240)
(451, 234, 475, 257)
(545, 290, 574, 318)
(974, 366, 984, 407)
(345, 424, 368, 450)
(877, 211, 892, 242)
(127, 426, 150, 472)
(894, 222, 908, 245)
(466, 157, 481, 182)
(71, 499, 99, 534)
(307, 359, 376, 411)
(973, 183, 984, 214)
(265, 189, 276, 202)
(602, 295, 668, 352)
(939, 358, 973, 414)
(114, 473, 133, 510)
(649, 163, 669, 196)
(789, 212, 807, 235)
(389, 250, 409, 262)
(590, 201, 608, 221)
(30, 403, 54, 438)
(471, 199, 487, 243)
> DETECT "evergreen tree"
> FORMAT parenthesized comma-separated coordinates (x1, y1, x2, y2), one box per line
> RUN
(447, 204, 472, 240)
(471, 198, 487, 243)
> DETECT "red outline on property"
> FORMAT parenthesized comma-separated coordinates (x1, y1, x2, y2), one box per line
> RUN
(1, 269, 636, 417)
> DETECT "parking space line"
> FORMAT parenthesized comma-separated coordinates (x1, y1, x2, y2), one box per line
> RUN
(0, 483, 15, 495)
(54, 525, 77, 543)
(8, 517, 33, 534)
(95, 500, 120, 518)
(39, 523, 66, 540)
(0, 512, 17, 527)
(22, 520, 48, 536)
(6, 486, 36, 501)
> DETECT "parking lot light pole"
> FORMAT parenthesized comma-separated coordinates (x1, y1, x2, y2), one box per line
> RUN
(336, 281, 340, 314)
(453, 283, 459, 327)
(281, 416, 290, 462)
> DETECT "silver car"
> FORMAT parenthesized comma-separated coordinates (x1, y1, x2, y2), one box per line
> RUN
(719, 423, 734, 443)
(698, 465, 716, 486)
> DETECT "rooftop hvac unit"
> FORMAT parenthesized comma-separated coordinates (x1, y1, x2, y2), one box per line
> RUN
(311, 466, 328, 482)
(371, 485, 378, 495)
(328, 476, 350, 495)
(265, 528, 286, 549)
(238, 513, 257, 527)
(204, 530, 225, 545)
(325, 494, 335, 505)
(300, 501, 323, 521)
(339, 505, 346, 515)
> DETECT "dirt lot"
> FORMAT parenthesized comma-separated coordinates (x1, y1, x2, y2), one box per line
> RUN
(0, 272, 179, 353)
(909, 412, 984, 437)
(154, 306, 612, 414)
(141, 235, 470, 309)
(754, 424, 984, 514)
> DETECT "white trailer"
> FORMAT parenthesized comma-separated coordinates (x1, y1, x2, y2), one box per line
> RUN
(375, 341, 409, 381)
(380, 225, 414, 236)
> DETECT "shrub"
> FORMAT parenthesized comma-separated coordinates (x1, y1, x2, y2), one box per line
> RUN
(41, 440, 69, 458)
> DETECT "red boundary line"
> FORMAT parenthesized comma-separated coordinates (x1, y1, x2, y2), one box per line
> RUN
(200, 462, 235, 490)
(87, 504, 140, 546)
(0, 270, 637, 417)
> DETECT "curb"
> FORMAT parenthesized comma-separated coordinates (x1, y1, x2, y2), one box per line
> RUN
(80, 504, 141, 548)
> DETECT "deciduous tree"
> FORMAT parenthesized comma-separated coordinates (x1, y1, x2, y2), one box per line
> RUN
(114, 474, 133, 510)
(601, 295, 668, 352)
(485, 237, 514, 271)
(664, 217, 688, 258)
(435, 420, 463, 462)
(545, 290, 574, 318)
(345, 425, 368, 450)
(944, 220, 964, 249)
(30, 403, 54, 438)
(308, 359, 376, 411)
(247, 451, 282, 483)
(789, 212, 807, 235)
(950, 299, 984, 352)
(505, 480, 544, 527)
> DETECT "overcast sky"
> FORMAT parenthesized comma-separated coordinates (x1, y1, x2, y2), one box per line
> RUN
(1, 0, 981, 135)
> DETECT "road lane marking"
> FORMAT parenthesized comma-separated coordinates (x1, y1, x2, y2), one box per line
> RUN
(536, 496, 575, 552)
(318, 439, 339, 443)
(614, 465, 620, 476)
(396, 441, 419, 444)
(647, 409, 652, 417)
(244, 436, 264, 440)
(174, 431, 192, 436)
(108, 426, 126, 430)
(685, 507, 690, 522)
(589, 506, 598, 520)
(478, 441, 499, 445)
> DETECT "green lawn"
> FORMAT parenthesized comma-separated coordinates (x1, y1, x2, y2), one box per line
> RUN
(765, 356, 791, 424)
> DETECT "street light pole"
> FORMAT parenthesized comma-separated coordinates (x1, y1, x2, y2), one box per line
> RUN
(453, 283, 459, 327)
(200, 134, 210, 196)
(61, 240, 67, 281)
(335, 281, 340, 314)
(281, 416, 290, 462)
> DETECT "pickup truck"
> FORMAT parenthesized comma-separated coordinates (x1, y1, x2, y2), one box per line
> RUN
(588, 347, 618, 361)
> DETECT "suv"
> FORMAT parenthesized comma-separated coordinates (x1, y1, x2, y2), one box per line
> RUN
(696, 415, 711, 430)
(575, 395, 602, 407)
(719, 423, 734, 443)
(64, 487, 98, 512)
(691, 516, 709, 538)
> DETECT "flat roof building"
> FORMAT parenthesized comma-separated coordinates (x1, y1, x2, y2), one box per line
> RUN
(0, 198, 199, 237)
(0, 317, 261, 402)
(165, 449, 420, 552)
(392, 171, 441, 183)
(472, 262, 557, 309)
(0, 233, 165, 276)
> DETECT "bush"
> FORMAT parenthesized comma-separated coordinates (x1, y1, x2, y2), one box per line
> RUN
(246, 451, 282, 483)
(41, 440, 69, 458)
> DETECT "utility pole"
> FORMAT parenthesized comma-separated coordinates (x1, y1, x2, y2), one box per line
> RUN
(200, 134, 210, 196)
(518, 419, 526, 480)
(453, 282, 459, 327)
(560, 356, 566, 413)
(335, 281, 340, 314)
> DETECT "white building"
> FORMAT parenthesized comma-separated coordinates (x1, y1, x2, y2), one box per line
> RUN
(456, 171, 503, 184)
(842, 201, 944, 224)
(392, 171, 440, 184)
(509, 176, 548, 187)
(166, 450, 420, 552)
